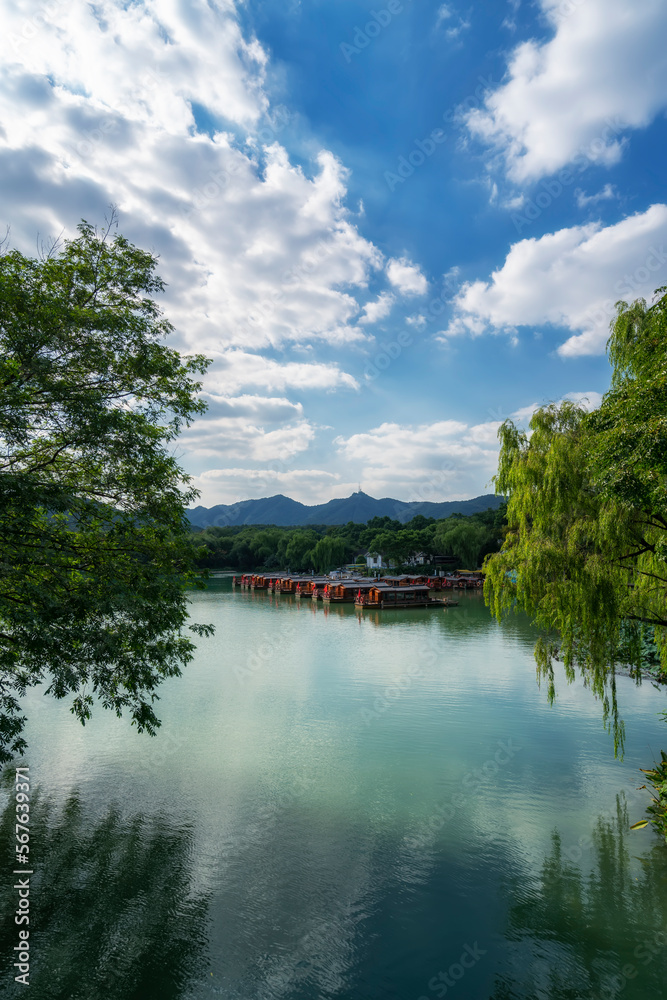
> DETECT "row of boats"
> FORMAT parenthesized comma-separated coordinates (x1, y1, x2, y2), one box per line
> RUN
(232, 572, 484, 609)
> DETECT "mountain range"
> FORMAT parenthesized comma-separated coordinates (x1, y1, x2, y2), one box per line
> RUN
(188, 491, 505, 528)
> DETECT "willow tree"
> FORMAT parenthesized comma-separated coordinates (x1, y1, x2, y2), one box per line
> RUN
(484, 289, 667, 836)
(0, 217, 213, 765)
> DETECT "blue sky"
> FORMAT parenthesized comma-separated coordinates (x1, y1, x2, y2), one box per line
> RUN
(2, 0, 667, 504)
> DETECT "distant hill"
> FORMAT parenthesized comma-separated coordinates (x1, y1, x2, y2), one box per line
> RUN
(187, 491, 505, 528)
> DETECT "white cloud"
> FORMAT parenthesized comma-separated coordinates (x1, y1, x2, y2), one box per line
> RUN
(509, 391, 603, 425)
(502, 0, 521, 32)
(442, 204, 667, 356)
(161, 144, 381, 352)
(465, 420, 504, 446)
(331, 390, 603, 503)
(435, 3, 470, 40)
(200, 394, 305, 423)
(4, 0, 267, 133)
(564, 390, 603, 411)
(503, 193, 527, 211)
(172, 393, 321, 470)
(386, 257, 428, 297)
(442, 265, 461, 289)
(205, 352, 359, 393)
(191, 467, 346, 506)
(465, 0, 667, 182)
(359, 292, 395, 325)
(190, 390, 604, 506)
(445, 20, 470, 41)
(334, 420, 497, 503)
(0, 1, 384, 360)
(178, 406, 316, 462)
(575, 184, 618, 209)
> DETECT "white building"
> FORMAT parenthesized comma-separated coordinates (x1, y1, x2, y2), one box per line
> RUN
(363, 551, 394, 570)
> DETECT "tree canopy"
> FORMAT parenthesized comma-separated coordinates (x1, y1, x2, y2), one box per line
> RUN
(0, 217, 213, 765)
(190, 505, 506, 574)
(484, 289, 667, 835)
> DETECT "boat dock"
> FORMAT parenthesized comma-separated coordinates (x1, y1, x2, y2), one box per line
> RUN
(231, 571, 468, 609)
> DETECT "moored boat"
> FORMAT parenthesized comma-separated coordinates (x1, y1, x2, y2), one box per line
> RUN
(355, 585, 459, 610)
(323, 580, 387, 604)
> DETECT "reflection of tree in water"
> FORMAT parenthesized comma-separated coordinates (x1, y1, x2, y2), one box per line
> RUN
(0, 788, 210, 1000)
(492, 796, 667, 1000)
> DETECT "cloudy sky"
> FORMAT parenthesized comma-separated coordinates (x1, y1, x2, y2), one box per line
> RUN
(3, 0, 666, 506)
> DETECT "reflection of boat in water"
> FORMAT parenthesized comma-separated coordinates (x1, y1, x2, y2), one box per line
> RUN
(355, 585, 460, 610)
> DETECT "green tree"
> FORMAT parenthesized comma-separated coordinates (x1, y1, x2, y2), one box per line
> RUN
(0, 217, 213, 765)
(435, 518, 492, 569)
(310, 536, 347, 574)
(367, 531, 397, 567)
(484, 289, 667, 835)
(285, 530, 318, 572)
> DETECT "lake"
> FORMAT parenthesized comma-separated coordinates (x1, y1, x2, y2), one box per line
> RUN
(1, 577, 667, 999)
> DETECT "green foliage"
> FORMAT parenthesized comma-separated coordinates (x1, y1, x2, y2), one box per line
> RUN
(191, 505, 506, 573)
(285, 529, 319, 572)
(310, 535, 347, 574)
(434, 517, 496, 569)
(634, 749, 667, 844)
(484, 288, 667, 827)
(0, 217, 213, 765)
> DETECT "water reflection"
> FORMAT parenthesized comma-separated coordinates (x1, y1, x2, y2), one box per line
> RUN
(0, 785, 210, 1000)
(492, 797, 667, 1000)
(8, 583, 666, 1000)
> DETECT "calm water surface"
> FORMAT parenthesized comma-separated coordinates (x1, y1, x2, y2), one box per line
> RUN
(1, 579, 667, 999)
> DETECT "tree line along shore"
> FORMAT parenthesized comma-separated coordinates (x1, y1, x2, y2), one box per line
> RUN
(188, 504, 507, 574)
